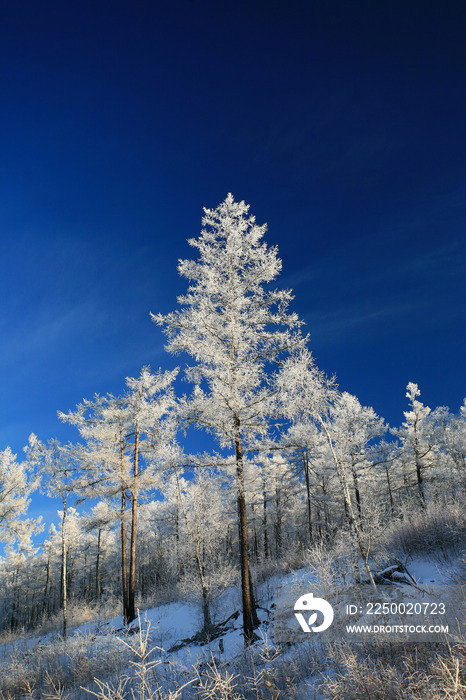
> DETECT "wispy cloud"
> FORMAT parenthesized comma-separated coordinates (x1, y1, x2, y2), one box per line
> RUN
(282, 186, 466, 346)
(283, 187, 466, 294)
(0, 298, 105, 370)
(394, 239, 466, 278)
(304, 299, 422, 344)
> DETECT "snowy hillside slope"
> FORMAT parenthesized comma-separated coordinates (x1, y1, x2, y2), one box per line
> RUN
(0, 551, 463, 698)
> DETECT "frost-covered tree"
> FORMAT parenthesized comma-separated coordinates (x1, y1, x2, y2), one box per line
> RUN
(392, 382, 436, 508)
(1, 538, 40, 632)
(0, 447, 39, 547)
(24, 436, 79, 637)
(282, 421, 332, 545)
(328, 392, 387, 522)
(67, 393, 133, 621)
(431, 402, 466, 495)
(248, 452, 299, 561)
(124, 366, 179, 622)
(0, 453, 41, 633)
(169, 468, 235, 637)
(153, 194, 303, 644)
(60, 366, 179, 623)
(83, 500, 116, 600)
(277, 348, 378, 587)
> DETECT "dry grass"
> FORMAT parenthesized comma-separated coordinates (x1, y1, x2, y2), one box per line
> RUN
(1, 624, 465, 699)
(318, 637, 466, 700)
(2, 500, 464, 699)
(0, 630, 130, 699)
(377, 500, 466, 563)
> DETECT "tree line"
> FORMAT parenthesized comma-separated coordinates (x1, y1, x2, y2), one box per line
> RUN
(1, 195, 465, 645)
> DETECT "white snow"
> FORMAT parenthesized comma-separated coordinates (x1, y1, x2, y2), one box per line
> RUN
(0, 552, 463, 695)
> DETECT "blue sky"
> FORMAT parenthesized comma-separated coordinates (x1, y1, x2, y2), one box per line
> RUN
(1, 1, 466, 525)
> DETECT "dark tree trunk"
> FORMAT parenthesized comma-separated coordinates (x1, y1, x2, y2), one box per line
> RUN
(42, 557, 50, 618)
(385, 464, 395, 514)
(415, 454, 426, 508)
(252, 504, 259, 562)
(175, 489, 182, 582)
(275, 482, 282, 558)
(121, 489, 129, 623)
(234, 416, 257, 646)
(127, 425, 139, 624)
(201, 586, 213, 636)
(249, 566, 260, 629)
(352, 468, 362, 521)
(61, 499, 68, 638)
(319, 419, 377, 589)
(262, 470, 269, 560)
(95, 528, 102, 600)
(303, 449, 313, 545)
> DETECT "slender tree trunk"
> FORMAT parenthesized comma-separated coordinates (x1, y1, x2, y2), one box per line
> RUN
(412, 424, 431, 509)
(201, 586, 213, 635)
(128, 424, 139, 624)
(67, 546, 74, 599)
(121, 489, 128, 623)
(175, 470, 213, 637)
(316, 508, 322, 541)
(303, 449, 313, 545)
(120, 429, 129, 623)
(234, 417, 256, 646)
(385, 464, 395, 514)
(352, 467, 362, 521)
(319, 479, 329, 538)
(10, 567, 18, 631)
(29, 574, 37, 629)
(275, 481, 282, 558)
(42, 556, 50, 619)
(262, 469, 269, 560)
(198, 547, 213, 636)
(95, 528, 102, 600)
(249, 566, 261, 628)
(175, 486, 182, 582)
(414, 447, 426, 508)
(319, 418, 377, 589)
(252, 504, 259, 562)
(61, 498, 68, 638)
(82, 552, 87, 600)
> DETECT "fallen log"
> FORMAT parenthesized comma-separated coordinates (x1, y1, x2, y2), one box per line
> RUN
(168, 610, 240, 653)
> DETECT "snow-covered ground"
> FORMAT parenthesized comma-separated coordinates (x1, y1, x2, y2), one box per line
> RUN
(1, 554, 462, 657)
(68, 554, 466, 649)
(0, 552, 463, 698)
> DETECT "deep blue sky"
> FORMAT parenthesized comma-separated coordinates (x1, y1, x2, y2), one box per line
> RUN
(1, 1, 466, 524)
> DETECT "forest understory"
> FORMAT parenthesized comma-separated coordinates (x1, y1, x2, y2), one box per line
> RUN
(0, 501, 465, 700)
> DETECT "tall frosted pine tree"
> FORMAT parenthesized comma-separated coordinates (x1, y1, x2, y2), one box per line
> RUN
(153, 194, 303, 644)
